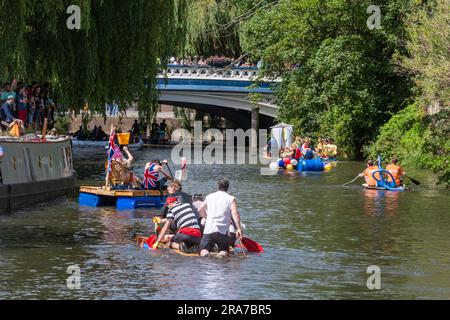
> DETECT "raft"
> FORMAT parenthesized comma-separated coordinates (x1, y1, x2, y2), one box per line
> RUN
(362, 183, 406, 192)
(136, 236, 246, 257)
(79, 186, 168, 209)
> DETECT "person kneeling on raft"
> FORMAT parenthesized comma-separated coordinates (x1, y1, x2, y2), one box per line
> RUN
(152, 195, 202, 253)
(197, 178, 243, 257)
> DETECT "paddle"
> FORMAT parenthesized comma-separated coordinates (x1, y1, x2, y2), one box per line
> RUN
(145, 234, 157, 248)
(143, 218, 160, 249)
(342, 174, 361, 186)
(406, 175, 421, 186)
(239, 237, 264, 253)
(163, 160, 174, 179)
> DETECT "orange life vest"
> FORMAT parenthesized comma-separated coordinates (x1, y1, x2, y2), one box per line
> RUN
(363, 166, 381, 187)
(386, 164, 404, 186)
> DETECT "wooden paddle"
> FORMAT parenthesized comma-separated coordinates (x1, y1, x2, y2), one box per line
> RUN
(406, 175, 421, 186)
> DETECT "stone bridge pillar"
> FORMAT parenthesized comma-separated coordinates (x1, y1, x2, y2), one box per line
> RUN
(251, 107, 260, 149)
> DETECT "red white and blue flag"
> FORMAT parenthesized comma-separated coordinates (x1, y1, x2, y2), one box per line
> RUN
(143, 164, 158, 189)
(106, 132, 116, 174)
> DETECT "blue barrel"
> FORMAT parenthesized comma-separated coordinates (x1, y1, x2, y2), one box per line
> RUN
(297, 159, 324, 172)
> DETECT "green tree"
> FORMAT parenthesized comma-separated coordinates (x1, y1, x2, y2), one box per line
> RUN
(240, 0, 414, 158)
(370, 0, 450, 185)
(0, 0, 186, 123)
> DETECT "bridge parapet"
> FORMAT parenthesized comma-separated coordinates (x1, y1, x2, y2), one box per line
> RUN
(159, 65, 279, 82)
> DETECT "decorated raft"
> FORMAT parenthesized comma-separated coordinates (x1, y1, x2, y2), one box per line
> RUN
(270, 157, 333, 173)
(79, 186, 168, 209)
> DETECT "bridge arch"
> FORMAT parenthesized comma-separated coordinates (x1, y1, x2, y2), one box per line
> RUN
(156, 65, 279, 129)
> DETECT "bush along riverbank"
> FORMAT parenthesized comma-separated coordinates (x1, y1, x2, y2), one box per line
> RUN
(367, 104, 449, 186)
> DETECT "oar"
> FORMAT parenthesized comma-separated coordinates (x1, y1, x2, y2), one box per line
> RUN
(230, 217, 246, 257)
(406, 175, 421, 186)
(342, 174, 361, 186)
(163, 161, 174, 179)
(240, 237, 264, 253)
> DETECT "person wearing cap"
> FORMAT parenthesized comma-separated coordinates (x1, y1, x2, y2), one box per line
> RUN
(197, 178, 243, 257)
(159, 181, 200, 235)
(1, 82, 16, 103)
(152, 195, 202, 253)
(359, 160, 380, 187)
(1, 95, 24, 135)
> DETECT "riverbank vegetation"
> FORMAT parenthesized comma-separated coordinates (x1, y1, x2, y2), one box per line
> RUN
(0, 0, 187, 122)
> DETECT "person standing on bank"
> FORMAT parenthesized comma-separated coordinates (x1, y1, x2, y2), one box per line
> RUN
(198, 178, 243, 257)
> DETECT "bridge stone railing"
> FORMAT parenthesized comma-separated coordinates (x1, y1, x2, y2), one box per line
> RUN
(158, 65, 262, 81)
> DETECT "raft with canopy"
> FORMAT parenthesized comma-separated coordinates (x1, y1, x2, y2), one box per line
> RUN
(267, 123, 333, 173)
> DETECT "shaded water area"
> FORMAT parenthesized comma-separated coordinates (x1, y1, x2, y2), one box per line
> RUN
(0, 146, 449, 299)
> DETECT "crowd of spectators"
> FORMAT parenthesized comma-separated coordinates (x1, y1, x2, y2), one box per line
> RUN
(0, 80, 55, 133)
(169, 55, 258, 68)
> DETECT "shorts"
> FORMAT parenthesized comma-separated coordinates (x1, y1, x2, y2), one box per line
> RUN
(200, 232, 230, 253)
(172, 232, 201, 247)
(228, 232, 237, 247)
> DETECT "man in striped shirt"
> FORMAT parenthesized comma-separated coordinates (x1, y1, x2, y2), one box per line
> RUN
(153, 195, 202, 253)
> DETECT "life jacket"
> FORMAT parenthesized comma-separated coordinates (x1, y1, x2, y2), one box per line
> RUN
(303, 148, 314, 160)
(294, 148, 302, 159)
(363, 166, 381, 187)
(386, 164, 403, 187)
(143, 163, 160, 189)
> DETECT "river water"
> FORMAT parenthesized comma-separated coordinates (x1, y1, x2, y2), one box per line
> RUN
(0, 147, 449, 299)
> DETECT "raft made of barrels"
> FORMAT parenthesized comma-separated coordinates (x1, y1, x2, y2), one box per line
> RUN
(297, 159, 325, 172)
(79, 186, 168, 209)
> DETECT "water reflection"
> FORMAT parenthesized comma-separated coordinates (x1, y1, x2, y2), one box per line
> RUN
(362, 189, 400, 217)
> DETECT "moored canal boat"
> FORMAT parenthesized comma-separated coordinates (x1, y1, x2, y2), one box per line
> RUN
(0, 135, 76, 213)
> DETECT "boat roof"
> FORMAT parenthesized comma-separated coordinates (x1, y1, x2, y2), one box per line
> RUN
(270, 122, 293, 128)
(0, 134, 70, 143)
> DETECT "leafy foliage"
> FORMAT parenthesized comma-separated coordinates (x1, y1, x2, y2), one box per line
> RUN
(0, 0, 187, 122)
(368, 104, 449, 185)
(241, 0, 414, 158)
(370, 0, 450, 185)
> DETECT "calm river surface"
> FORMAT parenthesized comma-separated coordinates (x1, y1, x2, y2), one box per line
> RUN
(0, 147, 449, 299)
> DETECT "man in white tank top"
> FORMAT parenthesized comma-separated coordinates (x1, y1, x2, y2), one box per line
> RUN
(198, 178, 243, 257)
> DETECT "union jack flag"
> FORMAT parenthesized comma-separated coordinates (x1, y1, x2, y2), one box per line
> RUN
(143, 166, 158, 189)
